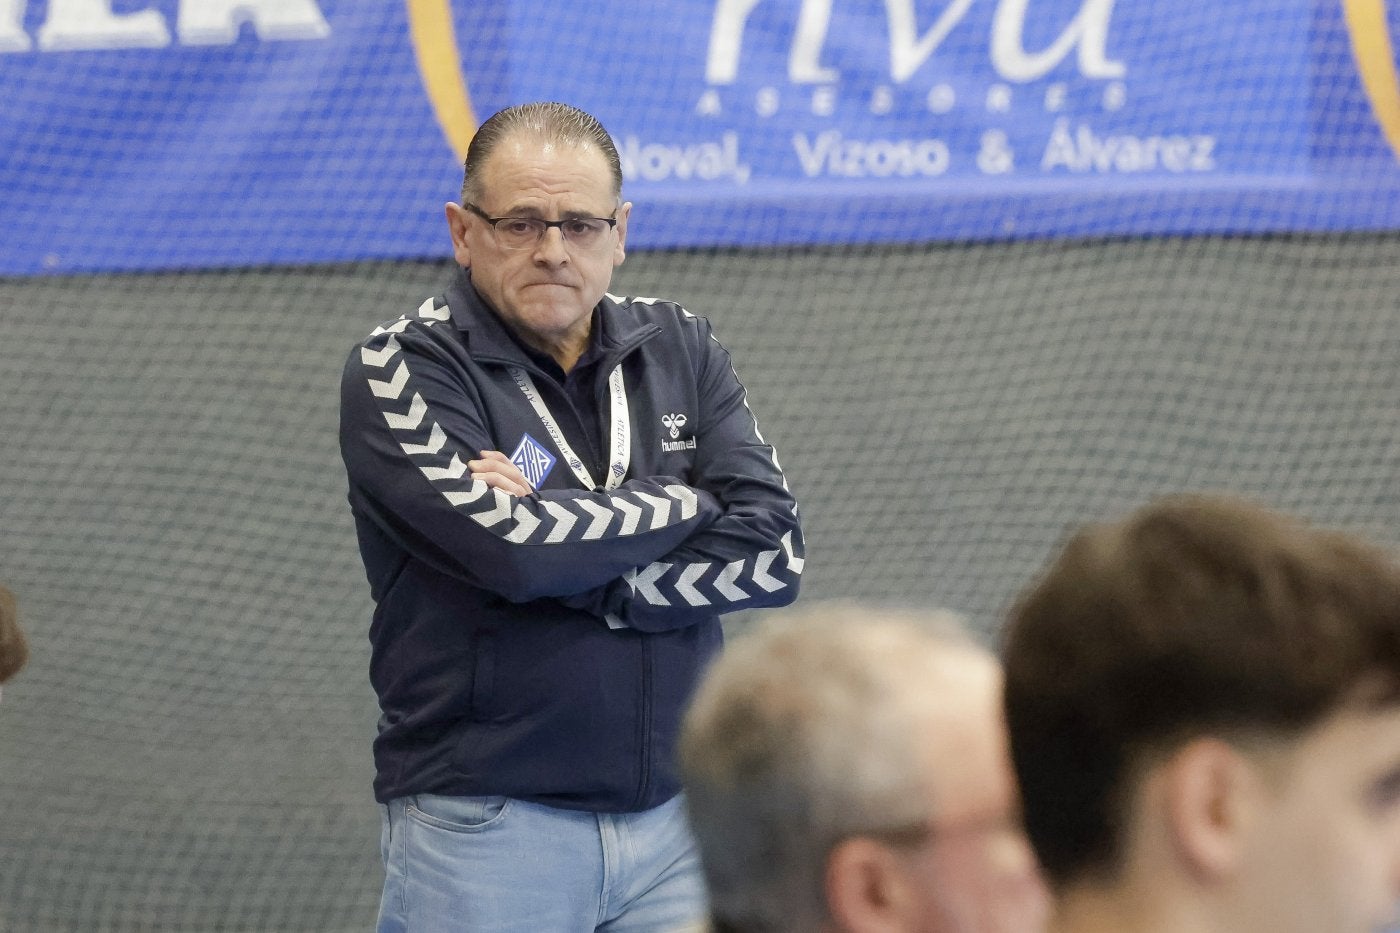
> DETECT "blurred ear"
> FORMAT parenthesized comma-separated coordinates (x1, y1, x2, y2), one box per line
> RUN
(825, 837, 910, 933)
(0, 584, 26, 683)
(612, 200, 631, 267)
(1162, 737, 1257, 881)
(445, 202, 473, 268)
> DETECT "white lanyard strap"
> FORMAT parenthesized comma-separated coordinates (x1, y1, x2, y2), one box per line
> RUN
(510, 365, 630, 491)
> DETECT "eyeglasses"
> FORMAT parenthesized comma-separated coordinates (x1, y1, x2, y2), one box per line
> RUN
(463, 203, 618, 252)
(853, 807, 1024, 851)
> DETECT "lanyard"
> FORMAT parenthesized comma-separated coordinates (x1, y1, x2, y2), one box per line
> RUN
(509, 365, 630, 491)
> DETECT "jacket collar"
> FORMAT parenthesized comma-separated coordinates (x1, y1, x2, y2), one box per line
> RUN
(444, 266, 659, 370)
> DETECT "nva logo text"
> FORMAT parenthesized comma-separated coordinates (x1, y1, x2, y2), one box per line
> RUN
(707, 0, 1124, 85)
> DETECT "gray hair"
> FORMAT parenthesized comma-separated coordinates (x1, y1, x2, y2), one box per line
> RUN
(679, 602, 988, 932)
(459, 101, 623, 205)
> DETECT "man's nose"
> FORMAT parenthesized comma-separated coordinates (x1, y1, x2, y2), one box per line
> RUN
(533, 226, 569, 263)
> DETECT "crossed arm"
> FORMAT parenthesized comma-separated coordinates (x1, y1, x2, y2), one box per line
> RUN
(342, 314, 803, 629)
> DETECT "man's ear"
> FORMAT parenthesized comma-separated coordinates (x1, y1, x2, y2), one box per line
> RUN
(825, 837, 909, 933)
(613, 200, 631, 267)
(446, 202, 472, 268)
(1161, 737, 1259, 882)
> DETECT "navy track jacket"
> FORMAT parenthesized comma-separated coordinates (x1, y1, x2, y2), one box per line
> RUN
(340, 270, 804, 810)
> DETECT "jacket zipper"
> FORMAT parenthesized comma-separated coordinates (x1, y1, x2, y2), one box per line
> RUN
(481, 321, 664, 806)
(632, 637, 654, 809)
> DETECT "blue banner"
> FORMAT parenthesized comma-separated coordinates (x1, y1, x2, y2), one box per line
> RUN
(2, 0, 1399, 274)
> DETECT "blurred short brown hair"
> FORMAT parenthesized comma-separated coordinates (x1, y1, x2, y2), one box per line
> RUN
(0, 585, 28, 683)
(1002, 493, 1400, 888)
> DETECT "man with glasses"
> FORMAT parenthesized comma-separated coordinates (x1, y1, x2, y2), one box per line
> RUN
(339, 101, 804, 931)
(680, 602, 1049, 933)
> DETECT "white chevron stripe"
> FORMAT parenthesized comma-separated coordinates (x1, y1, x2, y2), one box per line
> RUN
(751, 549, 784, 592)
(577, 500, 614, 540)
(502, 503, 541, 544)
(443, 481, 491, 506)
(419, 297, 450, 320)
(663, 484, 700, 520)
(633, 562, 671, 605)
(632, 491, 672, 530)
(470, 488, 514, 528)
(781, 530, 805, 574)
(540, 500, 578, 544)
(401, 423, 447, 456)
(383, 393, 427, 430)
(421, 453, 467, 481)
(674, 563, 712, 607)
(714, 559, 748, 601)
(615, 497, 641, 537)
(360, 335, 400, 368)
(606, 292, 664, 306)
(368, 361, 409, 399)
(373, 317, 414, 336)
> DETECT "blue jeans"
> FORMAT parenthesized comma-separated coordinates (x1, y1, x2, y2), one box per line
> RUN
(376, 793, 708, 932)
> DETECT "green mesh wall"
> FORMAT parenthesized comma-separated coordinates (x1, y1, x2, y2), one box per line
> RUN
(4, 234, 1400, 928)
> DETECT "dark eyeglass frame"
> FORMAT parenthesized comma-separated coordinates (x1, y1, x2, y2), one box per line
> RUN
(846, 806, 1025, 852)
(462, 202, 618, 250)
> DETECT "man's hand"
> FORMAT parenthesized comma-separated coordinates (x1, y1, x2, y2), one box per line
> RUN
(469, 450, 533, 497)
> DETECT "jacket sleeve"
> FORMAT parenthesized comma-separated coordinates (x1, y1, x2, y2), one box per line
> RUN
(339, 313, 722, 604)
(563, 314, 804, 632)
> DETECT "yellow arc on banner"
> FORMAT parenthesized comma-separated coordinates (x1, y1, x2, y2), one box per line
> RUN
(1344, 0, 1400, 162)
(407, 0, 476, 162)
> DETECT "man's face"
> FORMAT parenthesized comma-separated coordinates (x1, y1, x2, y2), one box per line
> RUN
(1236, 703, 1400, 933)
(896, 662, 1050, 933)
(446, 133, 629, 363)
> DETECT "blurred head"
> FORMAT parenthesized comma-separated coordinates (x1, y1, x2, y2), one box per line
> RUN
(445, 102, 629, 369)
(1003, 493, 1400, 933)
(0, 585, 28, 695)
(681, 602, 1048, 933)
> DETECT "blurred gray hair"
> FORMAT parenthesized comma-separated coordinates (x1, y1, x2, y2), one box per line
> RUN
(679, 601, 987, 932)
